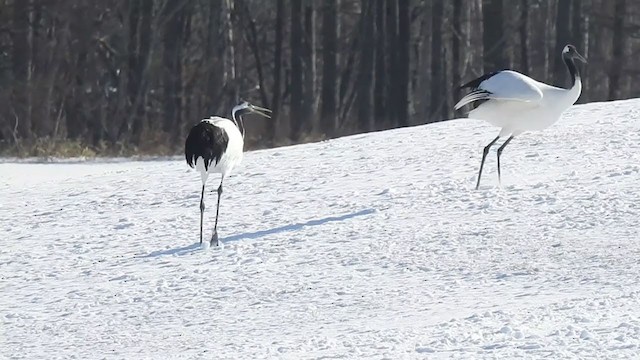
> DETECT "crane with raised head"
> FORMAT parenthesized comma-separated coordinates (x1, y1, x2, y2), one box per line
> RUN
(185, 101, 272, 247)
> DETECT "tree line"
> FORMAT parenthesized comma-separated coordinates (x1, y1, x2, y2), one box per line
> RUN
(0, 0, 639, 156)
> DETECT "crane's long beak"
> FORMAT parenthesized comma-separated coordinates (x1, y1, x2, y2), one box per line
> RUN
(575, 52, 587, 64)
(249, 104, 272, 118)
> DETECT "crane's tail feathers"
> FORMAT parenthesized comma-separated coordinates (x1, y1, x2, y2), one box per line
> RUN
(454, 90, 492, 110)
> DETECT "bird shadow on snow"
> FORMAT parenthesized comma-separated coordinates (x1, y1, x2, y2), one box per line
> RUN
(223, 208, 376, 243)
(140, 242, 202, 258)
(141, 208, 376, 258)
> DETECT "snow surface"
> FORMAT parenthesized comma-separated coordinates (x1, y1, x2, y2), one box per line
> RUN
(2, 99, 640, 359)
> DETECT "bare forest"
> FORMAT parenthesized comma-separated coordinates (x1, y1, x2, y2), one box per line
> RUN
(1, 0, 639, 156)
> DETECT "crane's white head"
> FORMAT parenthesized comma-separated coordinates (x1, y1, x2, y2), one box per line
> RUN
(230, 101, 272, 139)
(232, 101, 272, 120)
(562, 44, 587, 63)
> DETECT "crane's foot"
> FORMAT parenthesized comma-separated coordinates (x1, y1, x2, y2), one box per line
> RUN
(210, 231, 219, 247)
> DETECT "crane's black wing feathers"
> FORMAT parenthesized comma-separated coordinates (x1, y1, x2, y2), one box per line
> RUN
(459, 69, 507, 90)
(457, 69, 509, 109)
(185, 121, 229, 171)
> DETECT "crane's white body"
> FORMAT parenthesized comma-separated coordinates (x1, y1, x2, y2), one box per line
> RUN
(457, 70, 582, 136)
(195, 117, 244, 185)
(454, 44, 585, 189)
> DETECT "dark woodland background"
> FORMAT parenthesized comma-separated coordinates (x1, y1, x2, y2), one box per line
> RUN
(1, 0, 639, 156)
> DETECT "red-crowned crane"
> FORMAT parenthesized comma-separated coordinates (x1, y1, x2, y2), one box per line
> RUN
(455, 44, 587, 189)
(185, 101, 272, 247)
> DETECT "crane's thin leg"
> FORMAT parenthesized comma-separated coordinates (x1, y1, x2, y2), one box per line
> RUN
(211, 177, 224, 247)
(496, 135, 515, 185)
(476, 135, 501, 190)
(199, 184, 205, 244)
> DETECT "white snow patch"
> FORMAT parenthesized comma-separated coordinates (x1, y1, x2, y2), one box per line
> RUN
(2, 99, 640, 358)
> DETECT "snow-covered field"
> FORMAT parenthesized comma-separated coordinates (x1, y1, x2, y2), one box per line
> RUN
(2, 99, 640, 359)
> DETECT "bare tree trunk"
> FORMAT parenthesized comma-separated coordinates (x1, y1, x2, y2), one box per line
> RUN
(574, 0, 591, 102)
(396, 0, 410, 127)
(502, 0, 520, 68)
(483, 0, 505, 70)
(270, 0, 284, 144)
(203, 2, 225, 113)
(29, 1, 45, 138)
(11, 0, 32, 140)
(356, 0, 375, 132)
(302, 1, 316, 134)
(320, 0, 338, 137)
(386, 0, 399, 126)
(239, 0, 269, 107)
(415, 1, 433, 122)
(588, 0, 614, 101)
(223, 0, 237, 103)
(337, 32, 359, 127)
(544, 1, 558, 80)
(469, 0, 484, 78)
(623, 0, 640, 98)
(520, 0, 557, 81)
(373, 0, 387, 130)
(609, 0, 626, 99)
(456, 0, 484, 110)
(520, 0, 529, 74)
(442, 1, 454, 120)
(431, 0, 444, 119)
(452, 0, 462, 102)
(555, 0, 573, 87)
(127, 0, 140, 137)
(65, 2, 92, 142)
(126, 0, 153, 144)
(162, 0, 186, 138)
(290, 0, 304, 140)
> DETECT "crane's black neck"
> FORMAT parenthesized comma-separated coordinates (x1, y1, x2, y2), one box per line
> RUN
(563, 54, 580, 87)
(232, 110, 246, 139)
